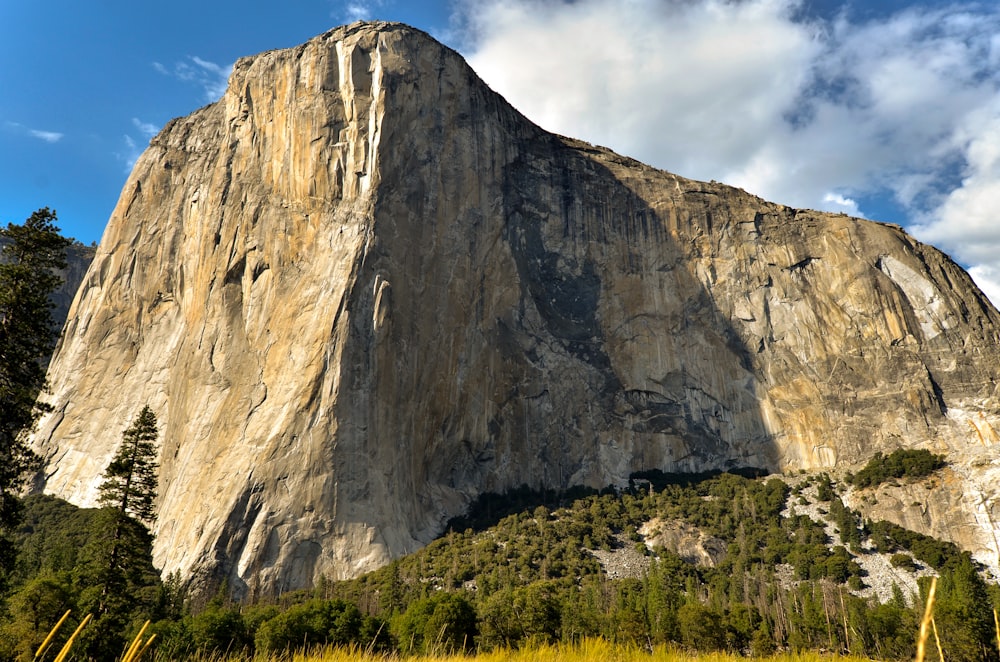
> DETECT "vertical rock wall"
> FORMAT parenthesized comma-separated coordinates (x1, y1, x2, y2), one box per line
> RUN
(32, 22, 1000, 595)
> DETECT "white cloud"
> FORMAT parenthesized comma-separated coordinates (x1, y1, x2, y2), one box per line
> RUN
(4, 121, 65, 143)
(969, 265, 1000, 312)
(452, 0, 1000, 306)
(335, 0, 386, 22)
(153, 56, 233, 102)
(821, 192, 863, 217)
(132, 118, 159, 138)
(190, 56, 233, 100)
(910, 104, 1000, 266)
(28, 129, 64, 143)
(460, 0, 819, 187)
(116, 134, 142, 172)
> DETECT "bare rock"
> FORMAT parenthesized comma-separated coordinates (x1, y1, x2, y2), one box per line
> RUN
(31, 22, 1000, 596)
(640, 518, 727, 566)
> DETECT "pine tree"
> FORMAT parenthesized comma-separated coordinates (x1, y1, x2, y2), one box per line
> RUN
(98, 405, 160, 525)
(77, 407, 162, 657)
(933, 556, 998, 662)
(0, 207, 70, 588)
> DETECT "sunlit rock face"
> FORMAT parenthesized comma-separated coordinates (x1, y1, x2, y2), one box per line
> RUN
(31, 22, 1000, 596)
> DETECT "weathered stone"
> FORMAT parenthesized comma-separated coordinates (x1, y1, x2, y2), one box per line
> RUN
(31, 22, 1000, 596)
(640, 518, 727, 567)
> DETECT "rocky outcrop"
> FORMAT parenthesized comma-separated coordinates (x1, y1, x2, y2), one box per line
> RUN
(640, 519, 727, 567)
(31, 22, 1000, 597)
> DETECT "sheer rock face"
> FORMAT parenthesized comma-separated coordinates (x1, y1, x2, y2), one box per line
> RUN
(32, 22, 1000, 595)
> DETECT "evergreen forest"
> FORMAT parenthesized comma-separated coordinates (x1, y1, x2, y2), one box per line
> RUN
(4, 469, 1000, 661)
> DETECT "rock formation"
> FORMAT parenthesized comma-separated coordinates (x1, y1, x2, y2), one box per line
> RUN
(0, 237, 94, 333)
(31, 22, 1000, 596)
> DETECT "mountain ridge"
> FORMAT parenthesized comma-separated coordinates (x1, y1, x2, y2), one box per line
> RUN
(30, 21, 1000, 597)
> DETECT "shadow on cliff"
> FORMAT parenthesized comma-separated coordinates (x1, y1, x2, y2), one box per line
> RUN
(490, 132, 779, 487)
(447, 468, 769, 535)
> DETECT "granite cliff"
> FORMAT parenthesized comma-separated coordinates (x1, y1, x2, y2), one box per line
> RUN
(31, 22, 1000, 596)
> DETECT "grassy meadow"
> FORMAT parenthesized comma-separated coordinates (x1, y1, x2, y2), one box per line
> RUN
(149, 639, 871, 662)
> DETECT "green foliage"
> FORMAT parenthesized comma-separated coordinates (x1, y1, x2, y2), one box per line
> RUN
(478, 582, 562, 649)
(392, 592, 477, 654)
(98, 405, 160, 525)
(0, 208, 70, 587)
(58, 404, 164, 656)
(932, 556, 999, 662)
(0, 573, 75, 660)
(868, 519, 964, 569)
(190, 603, 252, 654)
(10, 494, 96, 584)
(889, 553, 917, 571)
(827, 496, 864, 551)
(6, 469, 997, 661)
(815, 474, 836, 502)
(255, 598, 387, 654)
(849, 449, 946, 488)
(677, 601, 726, 651)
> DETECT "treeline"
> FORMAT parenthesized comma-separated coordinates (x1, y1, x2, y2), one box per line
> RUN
(5, 472, 1000, 661)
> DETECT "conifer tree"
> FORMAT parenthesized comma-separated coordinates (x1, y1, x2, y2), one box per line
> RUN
(98, 405, 160, 525)
(0, 207, 70, 588)
(91, 406, 160, 609)
(77, 407, 162, 658)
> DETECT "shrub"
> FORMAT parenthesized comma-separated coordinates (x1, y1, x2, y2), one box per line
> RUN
(392, 592, 477, 654)
(890, 553, 918, 571)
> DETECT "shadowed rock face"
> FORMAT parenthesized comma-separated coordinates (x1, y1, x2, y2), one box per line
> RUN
(0, 237, 94, 334)
(31, 22, 1000, 597)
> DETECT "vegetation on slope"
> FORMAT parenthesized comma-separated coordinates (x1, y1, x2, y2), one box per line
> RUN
(4, 469, 998, 661)
(846, 448, 946, 489)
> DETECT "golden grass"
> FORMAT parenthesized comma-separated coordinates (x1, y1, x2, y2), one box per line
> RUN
(170, 639, 873, 662)
(915, 576, 937, 662)
(123, 620, 157, 662)
(53, 613, 91, 662)
(33, 609, 70, 661)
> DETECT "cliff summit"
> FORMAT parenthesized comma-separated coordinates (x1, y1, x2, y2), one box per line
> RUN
(32, 22, 1000, 596)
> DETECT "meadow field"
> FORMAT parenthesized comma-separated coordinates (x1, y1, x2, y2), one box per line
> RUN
(154, 639, 872, 662)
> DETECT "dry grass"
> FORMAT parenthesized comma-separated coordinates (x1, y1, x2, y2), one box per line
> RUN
(164, 640, 873, 662)
(33, 578, 1000, 662)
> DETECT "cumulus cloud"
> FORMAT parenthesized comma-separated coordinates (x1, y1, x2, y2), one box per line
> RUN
(452, 0, 1000, 306)
(968, 265, 1000, 310)
(153, 56, 233, 101)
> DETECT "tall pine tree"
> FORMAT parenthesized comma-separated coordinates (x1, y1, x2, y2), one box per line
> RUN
(98, 405, 160, 525)
(90, 405, 160, 612)
(0, 207, 70, 588)
(77, 407, 162, 658)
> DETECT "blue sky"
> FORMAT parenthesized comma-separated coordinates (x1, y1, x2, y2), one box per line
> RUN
(3, 0, 1000, 302)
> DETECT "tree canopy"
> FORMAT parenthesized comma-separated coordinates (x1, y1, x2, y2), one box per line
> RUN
(0, 207, 70, 586)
